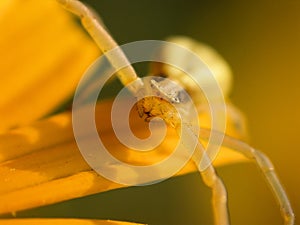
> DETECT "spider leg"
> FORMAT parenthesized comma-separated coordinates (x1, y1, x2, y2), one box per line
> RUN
(200, 128, 295, 225)
(194, 144, 230, 225)
(56, 0, 142, 93)
(179, 124, 229, 225)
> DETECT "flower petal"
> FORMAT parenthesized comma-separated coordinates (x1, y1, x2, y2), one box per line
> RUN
(0, 99, 247, 215)
(0, 0, 100, 132)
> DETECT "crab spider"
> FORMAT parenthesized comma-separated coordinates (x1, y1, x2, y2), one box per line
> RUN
(57, 0, 294, 225)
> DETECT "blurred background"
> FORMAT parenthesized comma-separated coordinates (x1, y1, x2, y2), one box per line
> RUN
(18, 0, 299, 224)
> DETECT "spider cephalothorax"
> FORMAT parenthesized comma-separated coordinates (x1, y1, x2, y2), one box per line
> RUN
(136, 77, 190, 128)
(136, 95, 179, 128)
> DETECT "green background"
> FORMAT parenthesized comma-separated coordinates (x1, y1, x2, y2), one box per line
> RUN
(16, 0, 300, 224)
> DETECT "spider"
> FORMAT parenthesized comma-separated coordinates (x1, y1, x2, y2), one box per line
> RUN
(57, 0, 294, 224)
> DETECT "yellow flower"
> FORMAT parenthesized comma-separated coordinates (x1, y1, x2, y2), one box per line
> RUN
(0, 0, 100, 132)
(0, 1, 247, 225)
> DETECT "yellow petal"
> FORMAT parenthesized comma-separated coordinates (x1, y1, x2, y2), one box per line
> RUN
(0, 218, 144, 225)
(0, 0, 100, 132)
(0, 99, 247, 215)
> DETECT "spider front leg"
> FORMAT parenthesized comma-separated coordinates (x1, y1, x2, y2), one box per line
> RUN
(181, 124, 229, 225)
(56, 0, 143, 93)
(200, 128, 295, 225)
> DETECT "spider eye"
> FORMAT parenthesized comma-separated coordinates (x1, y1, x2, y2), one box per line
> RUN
(171, 96, 180, 103)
